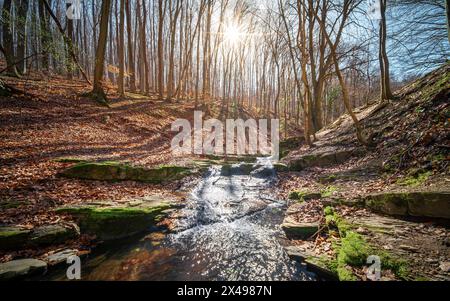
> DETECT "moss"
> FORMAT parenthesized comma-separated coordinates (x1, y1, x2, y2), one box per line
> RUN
(396, 171, 432, 187)
(61, 161, 191, 183)
(289, 190, 321, 201)
(338, 232, 370, 267)
(377, 251, 410, 280)
(0, 227, 31, 250)
(337, 265, 358, 281)
(321, 186, 338, 198)
(56, 204, 171, 241)
(54, 158, 89, 163)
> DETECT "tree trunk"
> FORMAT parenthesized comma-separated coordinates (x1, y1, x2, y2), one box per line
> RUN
(118, 0, 125, 96)
(92, 0, 112, 101)
(16, 0, 30, 74)
(379, 0, 393, 100)
(38, 0, 50, 71)
(125, 0, 136, 92)
(1, 0, 19, 77)
(157, 0, 165, 98)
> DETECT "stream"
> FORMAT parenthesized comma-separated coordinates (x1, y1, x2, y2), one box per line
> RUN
(47, 159, 311, 281)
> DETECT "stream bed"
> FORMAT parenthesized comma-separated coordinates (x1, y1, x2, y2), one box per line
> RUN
(47, 160, 311, 281)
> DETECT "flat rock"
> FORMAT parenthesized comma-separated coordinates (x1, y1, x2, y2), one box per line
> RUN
(285, 148, 362, 171)
(365, 191, 450, 219)
(0, 226, 31, 250)
(56, 199, 176, 241)
(45, 249, 79, 266)
(30, 224, 80, 246)
(61, 161, 191, 183)
(0, 259, 47, 280)
(281, 216, 320, 240)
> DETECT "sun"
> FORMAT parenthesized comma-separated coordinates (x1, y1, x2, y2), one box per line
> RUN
(224, 24, 242, 44)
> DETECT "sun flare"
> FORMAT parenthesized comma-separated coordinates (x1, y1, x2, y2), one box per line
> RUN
(224, 24, 242, 44)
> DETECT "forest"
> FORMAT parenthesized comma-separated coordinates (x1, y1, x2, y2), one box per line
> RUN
(0, 0, 449, 283)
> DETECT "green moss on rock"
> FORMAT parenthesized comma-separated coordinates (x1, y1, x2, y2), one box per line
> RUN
(61, 161, 191, 183)
(0, 227, 31, 250)
(56, 203, 173, 241)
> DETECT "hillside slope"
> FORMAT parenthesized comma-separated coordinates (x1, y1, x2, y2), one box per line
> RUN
(278, 63, 449, 281)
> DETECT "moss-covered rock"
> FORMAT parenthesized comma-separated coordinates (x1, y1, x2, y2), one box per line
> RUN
(0, 224, 80, 250)
(365, 191, 450, 219)
(61, 161, 191, 183)
(56, 200, 174, 241)
(0, 227, 31, 250)
(273, 163, 289, 172)
(288, 190, 321, 201)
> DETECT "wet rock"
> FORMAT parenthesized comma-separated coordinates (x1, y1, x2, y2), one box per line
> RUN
(0, 259, 47, 280)
(56, 199, 175, 241)
(0, 226, 31, 250)
(281, 217, 320, 240)
(365, 191, 450, 219)
(61, 161, 191, 184)
(30, 224, 80, 246)
(439, 262, 450, 273)
(273, 163, 289, 172)
(220, 163, 260, 176)
(45, 249, 79, 266)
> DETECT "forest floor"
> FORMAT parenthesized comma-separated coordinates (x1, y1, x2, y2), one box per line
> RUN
(0, 75, 200, 262)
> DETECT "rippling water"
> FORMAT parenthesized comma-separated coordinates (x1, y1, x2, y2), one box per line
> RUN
(46, 160, 310, 281)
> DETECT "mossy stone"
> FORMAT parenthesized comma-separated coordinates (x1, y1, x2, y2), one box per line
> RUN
(56, 203, 173, 241)
(0, 227, 31, 250)
(61, 161, 191, 183)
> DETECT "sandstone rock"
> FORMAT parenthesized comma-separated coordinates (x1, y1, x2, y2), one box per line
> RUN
(281, 217, 319, 240)
(365, 191, 450, 219)
(0, 259, 47, 280)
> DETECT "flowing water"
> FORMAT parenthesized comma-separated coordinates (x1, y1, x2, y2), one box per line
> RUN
(47, 159, 311, 281)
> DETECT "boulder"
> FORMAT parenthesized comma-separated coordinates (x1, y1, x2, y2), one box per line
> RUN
(365, 191, 450, 219)
(273, 163, 289, 172)
(0, 259, 47, 280)
(0, 226, 31, 250)
(288, 190, 322, 201)
(287, 148, 362, 171)
(0, 224, 80, 250)
(61, 161, 191, 184)
(56, 199, 176, 241)
(30, 224, 80, 246)
(281, 217, 320, 239)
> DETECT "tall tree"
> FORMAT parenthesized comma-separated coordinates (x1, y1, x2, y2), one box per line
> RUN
(91, 0, 112, 102)
(1, 0, 19, 77)
(118, 0, 125, 96)
(157, 0, 166, 97)
(125, 0, 136, 92)
(379, 0, 393, 100)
